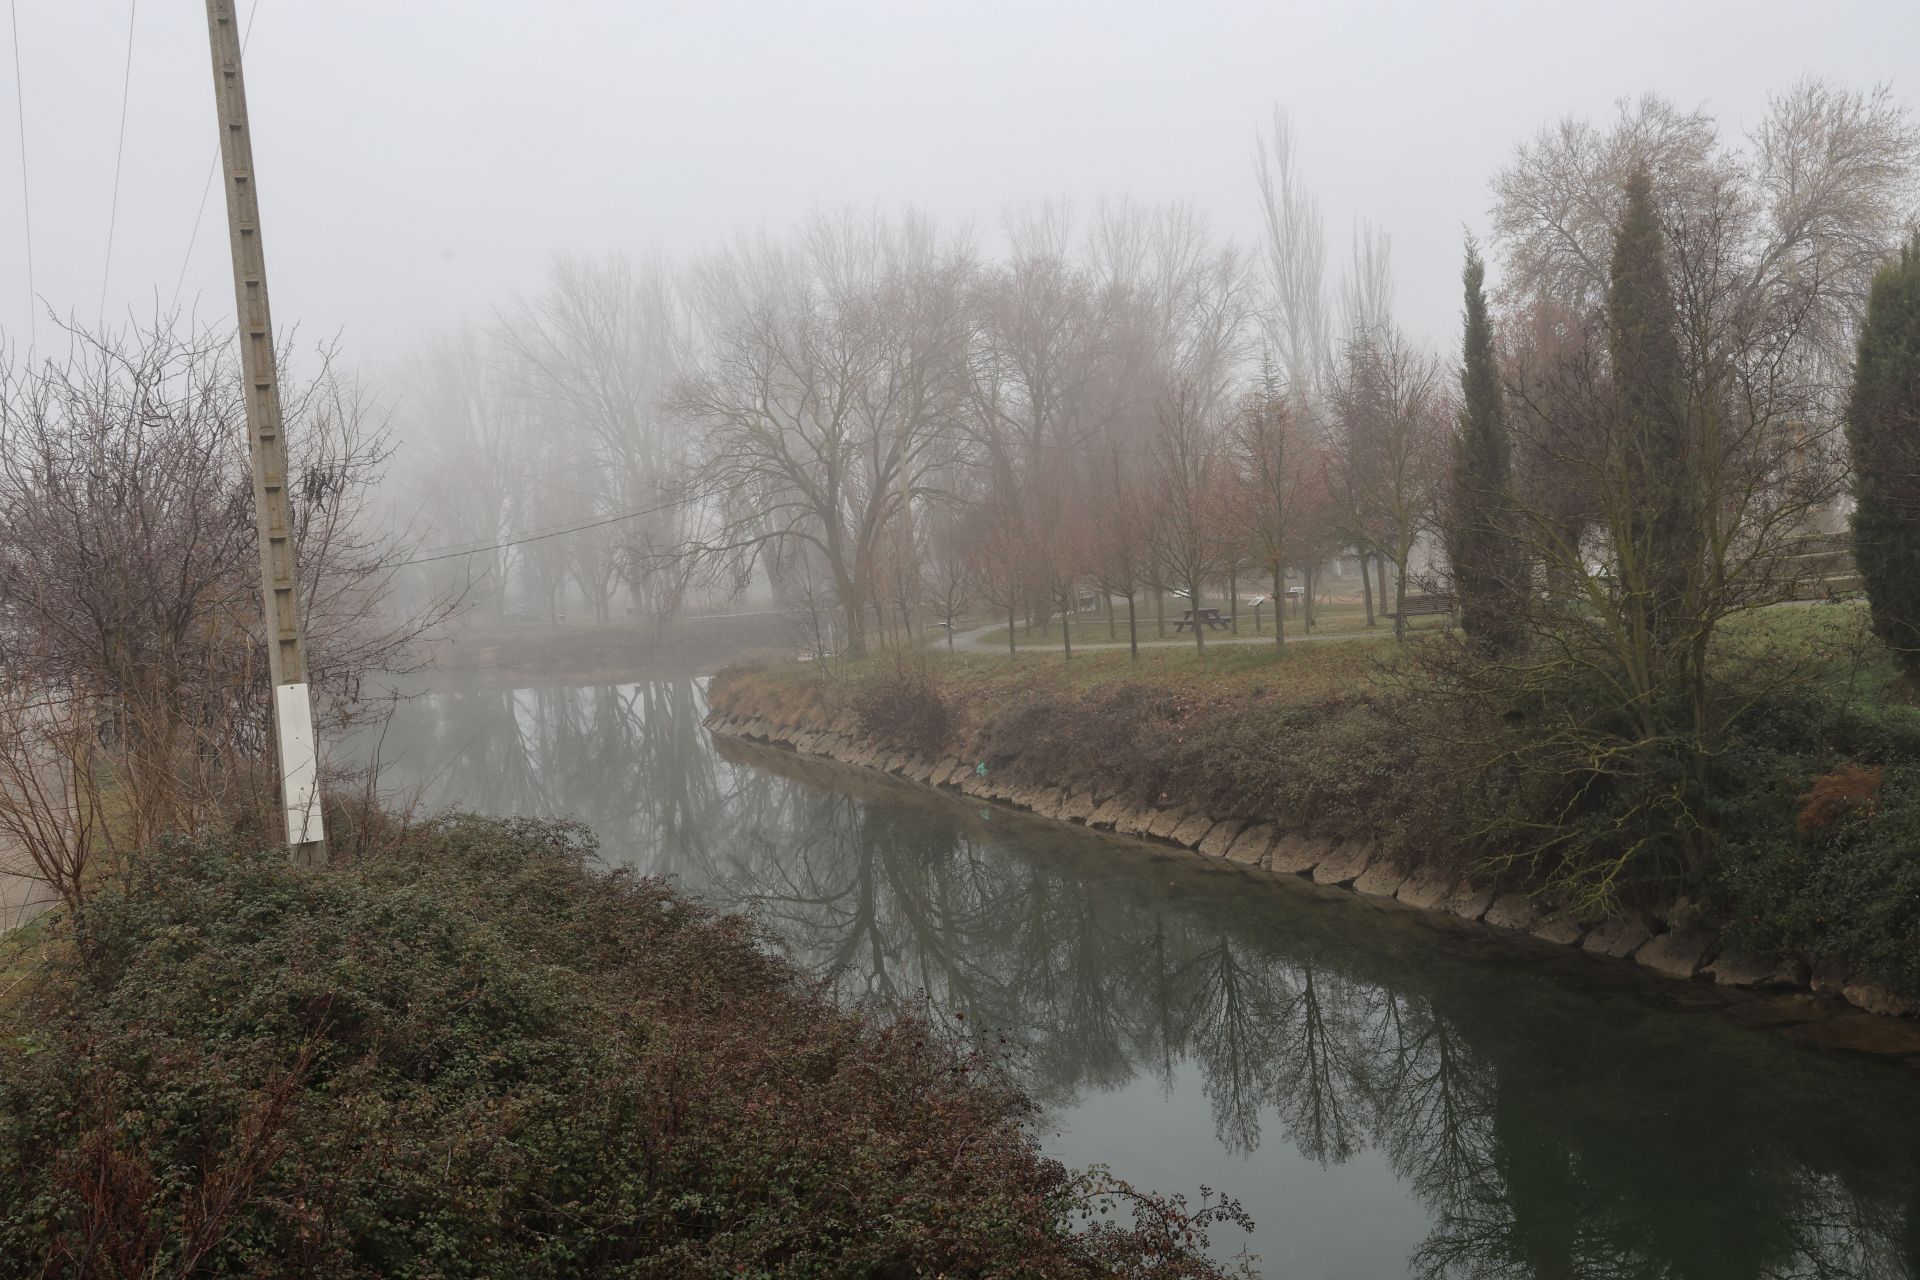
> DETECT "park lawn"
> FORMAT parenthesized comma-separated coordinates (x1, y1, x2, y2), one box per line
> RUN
(721, 600, 1904, 741)
(974, 600, 1449, 649)
(1711, 599, 1908, 703)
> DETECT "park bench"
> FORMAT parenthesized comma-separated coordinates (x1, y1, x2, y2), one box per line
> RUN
(1172, 608, 1230, 632)
(1384, 593, 1451, 621)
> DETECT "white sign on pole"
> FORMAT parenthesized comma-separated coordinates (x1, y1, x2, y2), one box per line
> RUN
(274, 681, 326, 846)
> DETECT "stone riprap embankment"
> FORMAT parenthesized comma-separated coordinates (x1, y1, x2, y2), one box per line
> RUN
(705, 707, 1920, 1062)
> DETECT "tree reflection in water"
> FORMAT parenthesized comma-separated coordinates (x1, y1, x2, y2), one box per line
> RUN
(371, 679, 1920, 1280)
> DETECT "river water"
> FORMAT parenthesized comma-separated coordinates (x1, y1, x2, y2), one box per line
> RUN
(364, 678, 1920, 1279)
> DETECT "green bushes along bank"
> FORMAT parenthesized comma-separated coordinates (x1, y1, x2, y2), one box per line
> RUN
(710, 608, 1920, 1006)
(0, 816, 1251, 1278)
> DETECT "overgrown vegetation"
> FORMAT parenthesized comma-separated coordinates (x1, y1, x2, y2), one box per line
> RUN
(718, 600, 1920, 1000)
(716, 642, 1454, 865)
(0, 320, 457, 918)
(0, 815, 1253, 1278)
(854, 670, 953, 758)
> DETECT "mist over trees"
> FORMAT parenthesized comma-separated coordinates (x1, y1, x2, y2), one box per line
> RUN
(389, 120, 1421, 656)
(373, 79, 1917, 706)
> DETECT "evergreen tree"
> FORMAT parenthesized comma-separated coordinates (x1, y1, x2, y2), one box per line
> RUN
(1606, 169, 1692, 641)
(1446, 241, 1523, 651)
(1847, 233, 1920, 674)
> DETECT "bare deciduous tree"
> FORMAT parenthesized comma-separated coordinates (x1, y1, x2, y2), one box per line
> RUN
(497, 252, 689, 616)
(405, 326, 521, 619)
(0, 319, 455, 862)
(1328, 323, 1448, 639)
(1146, 381, 1231, 652)
(1493, 83, 1920, 390)
(1254, 107, 1333, 412)
(670, 212, 975, 657)
(1231, 361, 1329, 648)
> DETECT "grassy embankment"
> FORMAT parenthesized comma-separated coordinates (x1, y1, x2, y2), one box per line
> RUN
(712, 601, 1920, 1004)
(0, 817, 1250, 1277)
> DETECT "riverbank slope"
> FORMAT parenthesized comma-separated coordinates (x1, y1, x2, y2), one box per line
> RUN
(0, 816, 1249, 1276)
(707, 613, 1920, 1037)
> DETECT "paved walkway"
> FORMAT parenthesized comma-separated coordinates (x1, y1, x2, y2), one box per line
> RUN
(945, 617, 1408, 653)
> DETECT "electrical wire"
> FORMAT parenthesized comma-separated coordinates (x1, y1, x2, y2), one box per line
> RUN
(379, 419, 1283, 572)
(171, 0, 261, 313)
(7, 0, 32, 345)
(386, 483, 734, 570)
(98, 0, 139, 323)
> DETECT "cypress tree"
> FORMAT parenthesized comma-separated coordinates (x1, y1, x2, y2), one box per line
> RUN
(1606, 169, 1692, 640)
(1847, 233, 1920, 674)
(1447, 241, 1523, 651)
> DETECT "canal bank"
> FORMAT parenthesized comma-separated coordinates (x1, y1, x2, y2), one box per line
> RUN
(703, 702, 1920, 1060)
(349, 676, 1920, 1274)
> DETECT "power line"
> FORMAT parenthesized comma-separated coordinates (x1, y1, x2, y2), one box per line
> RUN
(7, 0, 31, 345)
(381, 423, 1275, 573)
(172, 0, 259, 312)
(917, 424, 1294, 465)
(98, 0, 139, 323)
(389, 484, 732, 570)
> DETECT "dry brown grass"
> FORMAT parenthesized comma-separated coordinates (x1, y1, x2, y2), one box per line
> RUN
(710, 637, 1409, 750)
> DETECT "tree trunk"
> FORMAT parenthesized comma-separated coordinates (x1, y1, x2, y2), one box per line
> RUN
(844, 622, 867, 659)
(1106, 591, 1117, 640)
(1376, 555, 1391, 625)
(1192, 584, 1206, 652)
(1392, 551, 1408, 641)
(1155, 591, 1166, 638)
(1228, 568, 1239, 634)
(1273, 565, 1286, 650)
(1061, 589, 1073, 662)
(1360, 551, 1376, 627)
(1304, 565, 1316, 631)
(1127, 592, 1138, 662)
(1007, 603, 1016, 657)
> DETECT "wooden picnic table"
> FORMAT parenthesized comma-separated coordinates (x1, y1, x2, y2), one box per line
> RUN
(1172, 608, 1230, 632)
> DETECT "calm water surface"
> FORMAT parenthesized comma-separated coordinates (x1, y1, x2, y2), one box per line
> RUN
(362, 678, 1920, 1279)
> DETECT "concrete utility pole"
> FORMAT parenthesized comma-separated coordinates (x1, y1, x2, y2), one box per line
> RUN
(203, 0, 326, 864)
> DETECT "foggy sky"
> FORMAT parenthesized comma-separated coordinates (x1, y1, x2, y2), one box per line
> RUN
(4, 0, 1916, 371)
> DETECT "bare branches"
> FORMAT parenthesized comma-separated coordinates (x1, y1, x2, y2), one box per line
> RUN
(0, 317, 457, 865)
(1253, 107, 1332, 409)
(1145, 380, 1231, 651)
(670, 212, 976, 656)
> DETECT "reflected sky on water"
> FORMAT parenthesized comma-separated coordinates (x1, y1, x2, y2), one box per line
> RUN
(357, 679, 1920, 1279)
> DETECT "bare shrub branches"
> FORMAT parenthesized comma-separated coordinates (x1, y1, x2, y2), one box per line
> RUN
(0, 317, 457, 871)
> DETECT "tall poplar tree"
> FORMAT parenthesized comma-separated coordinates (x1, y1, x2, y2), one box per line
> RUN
(1847, 233, 1920, 674)
(1606, 169, 1693, 643)
(1446, 241, 1522, 651)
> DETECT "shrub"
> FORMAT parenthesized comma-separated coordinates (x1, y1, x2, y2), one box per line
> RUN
(1160, 693, 1464, 869)
(853, 671, 954, 757)
(973, 684, 1184, 803)
(1796, 765, 1884, 835)
(1716, 767, 1920, 999)
(0, 817, 1250, 1277)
